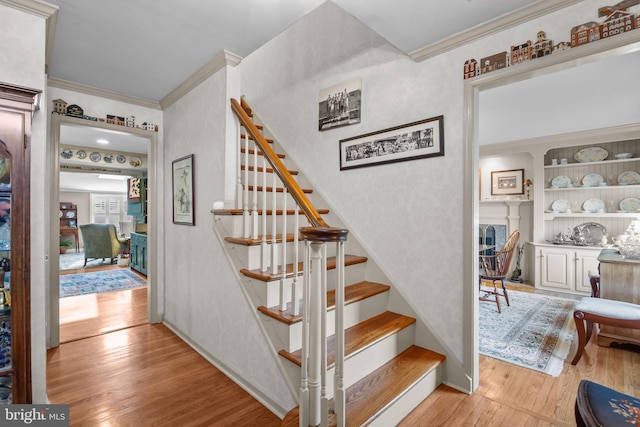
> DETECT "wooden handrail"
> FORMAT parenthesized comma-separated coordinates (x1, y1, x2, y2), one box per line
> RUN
(231, 97, 329, 229)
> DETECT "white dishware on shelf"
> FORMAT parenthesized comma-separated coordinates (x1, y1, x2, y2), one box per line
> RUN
(582, 198, 604, 213)
(550, 175, 572, 188)
(617, 171, 640, 185)
(551, 199, 571, 213)
(615, 152, 633, 159)
(619, 197, 640, 212)
(560, 158, 568, 165)
(574, 146, 609, 163)
(581, 173, 604, 187)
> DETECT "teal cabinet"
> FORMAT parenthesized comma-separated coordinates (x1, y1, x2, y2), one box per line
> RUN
(130, 232, 147, 275)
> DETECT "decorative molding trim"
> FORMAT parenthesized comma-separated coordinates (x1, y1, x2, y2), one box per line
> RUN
(47, 77, 162, 110)
(160, 50, 242, 110)
(0, 0, 58, 18)
(409, 0, 584, 62)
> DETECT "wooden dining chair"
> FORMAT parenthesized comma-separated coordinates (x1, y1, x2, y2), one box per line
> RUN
(479, 230, 520, 313)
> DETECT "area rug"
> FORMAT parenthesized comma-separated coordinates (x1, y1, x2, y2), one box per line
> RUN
(59, 251, 115, 271)
(60, 269, 146, 298)
(479, 289, 577, 377)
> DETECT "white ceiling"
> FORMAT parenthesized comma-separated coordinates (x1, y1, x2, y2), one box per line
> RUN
(60, 124, 149, 155)
(45, 0, 540, 102)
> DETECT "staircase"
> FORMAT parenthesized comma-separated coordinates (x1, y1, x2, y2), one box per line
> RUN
(213, 98, 445, 426)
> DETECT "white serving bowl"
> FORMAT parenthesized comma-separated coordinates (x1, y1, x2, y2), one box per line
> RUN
(615, 152, 633, 159)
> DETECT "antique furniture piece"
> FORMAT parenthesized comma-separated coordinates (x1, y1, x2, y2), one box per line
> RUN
(596, 250, 640, 347)
(575, 380, 640, 426)
(79, 224, 127, 266)
(479, 230, 520, 313)
(129, 231, 147, 275)
(59, 202, 79, 251)
(0, 83, 41, 403)
(571, 296, 640, 364)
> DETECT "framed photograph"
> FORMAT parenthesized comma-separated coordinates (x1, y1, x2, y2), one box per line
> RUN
(491, 169, 524, 196)
(172, 154, 195, 225)
(128, 178, 141, 200)
(339, 116, 444, 171)
(319, 77, 361, 131)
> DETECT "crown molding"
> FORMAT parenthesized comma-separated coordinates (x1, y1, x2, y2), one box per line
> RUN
(160, 50, 242, 110)
(47, 77, 162, 110)
(409, 0, 584, 62)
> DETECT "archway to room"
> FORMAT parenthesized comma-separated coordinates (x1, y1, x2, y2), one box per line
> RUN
(48, 114, 159, 347)
(464, 34, 640, 390)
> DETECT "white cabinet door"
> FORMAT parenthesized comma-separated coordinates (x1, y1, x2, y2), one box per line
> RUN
(540, 247, 572, 291)
(574, 249, 600, 294)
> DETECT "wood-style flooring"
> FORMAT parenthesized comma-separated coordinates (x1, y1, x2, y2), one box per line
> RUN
(47, 275, 640, 426)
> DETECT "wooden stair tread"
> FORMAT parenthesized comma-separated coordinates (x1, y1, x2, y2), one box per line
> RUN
(212, 208, 329, 216)
(258, 281, 390, 325)
(240, 148, 285, 158)
(281, 345, 445, 427)
(240, 255, 367, 282)
(241, 133, 273, 143)
(241, 165, 298, 175)
(225, 233, 297, 246)
(247, 185, 312, 193)
(279, 311, 415, 368)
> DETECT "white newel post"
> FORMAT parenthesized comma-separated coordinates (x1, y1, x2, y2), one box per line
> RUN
(307, 241, 324, 427)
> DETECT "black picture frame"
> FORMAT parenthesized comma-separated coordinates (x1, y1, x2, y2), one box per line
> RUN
(172, 154, 195, 225)
(339, 116, 444, 170)
(491, 169, 524, 196)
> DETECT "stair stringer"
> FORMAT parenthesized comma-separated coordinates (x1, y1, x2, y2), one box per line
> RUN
(252, 111, 473, 394)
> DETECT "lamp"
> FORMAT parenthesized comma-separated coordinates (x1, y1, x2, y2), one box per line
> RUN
(524, 179, 533, 200)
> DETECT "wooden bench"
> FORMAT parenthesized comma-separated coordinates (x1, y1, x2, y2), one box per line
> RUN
(571, 297, 640, 365)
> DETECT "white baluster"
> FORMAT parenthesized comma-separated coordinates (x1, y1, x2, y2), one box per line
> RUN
(334, 241, 346, 427)
(236, 123, 243, 210)
(271, 173, 278, 274)
(242, 132, 250, 238)
(279, 187, 288, 311)
(261, 157, 268, 272)
(292, 205, 300, 316)
(251, 139, 259, 240)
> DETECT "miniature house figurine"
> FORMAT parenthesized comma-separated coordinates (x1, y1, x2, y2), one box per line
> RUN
(141, 122, 155, 131)
(66, 104, 84, 118)
(126, 116, 135, 127)
(52, 99, 67, 115)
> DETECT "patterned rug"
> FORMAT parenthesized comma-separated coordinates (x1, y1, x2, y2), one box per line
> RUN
(59, 251, 115, 271)
(60, 269, 146, 298)
(479, 289, 577, 377)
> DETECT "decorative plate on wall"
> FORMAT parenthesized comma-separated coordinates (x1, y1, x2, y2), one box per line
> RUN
(550, 175, 572, 188)
(116, 155, 126, 164)
(89, 152, 102, 163)
(551, 199, 571, 213)
(65, 211, 75, 218)
(574, 147, 608, 163)
(60, 149, 73, 159)
(129, 156, 142, 167)
(618, 171, 640, 185)
(581, 173, 604, 187)
(76, 150, 86, 159)
(103, 154, 114, 163)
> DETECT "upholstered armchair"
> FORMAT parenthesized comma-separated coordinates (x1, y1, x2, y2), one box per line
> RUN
(79, 223, 127, 266)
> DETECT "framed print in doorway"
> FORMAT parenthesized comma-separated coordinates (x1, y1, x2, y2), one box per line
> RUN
(172, 154, 195, 225)
(491, 169, 524, 196)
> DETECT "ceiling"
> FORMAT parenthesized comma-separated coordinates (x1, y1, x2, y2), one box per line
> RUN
(45, 0, 543, 102)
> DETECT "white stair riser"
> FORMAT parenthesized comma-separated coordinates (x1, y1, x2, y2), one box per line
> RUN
(369, 365, 442, 427)
(237, 242, 360, 271)
(281, 325, 416, 400)
(259, 291, 390, 353)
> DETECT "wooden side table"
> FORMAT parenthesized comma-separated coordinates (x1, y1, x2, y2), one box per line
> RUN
(60, 227, 79, 252)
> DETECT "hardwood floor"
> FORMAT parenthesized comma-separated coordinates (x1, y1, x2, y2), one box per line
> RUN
(47, 277, 640, 426)
(59, 264, 148, 343)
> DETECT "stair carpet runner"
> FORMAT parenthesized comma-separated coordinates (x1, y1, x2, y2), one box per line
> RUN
(216, 100, 445, 426)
